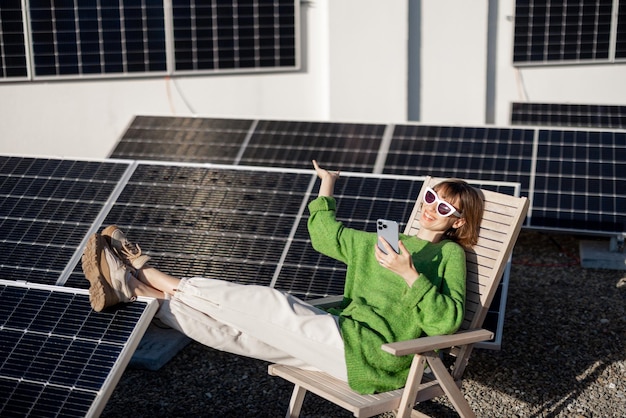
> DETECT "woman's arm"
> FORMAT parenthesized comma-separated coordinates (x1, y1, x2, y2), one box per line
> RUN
(312, 160, 340, 197)
(308, 160, 357, 264)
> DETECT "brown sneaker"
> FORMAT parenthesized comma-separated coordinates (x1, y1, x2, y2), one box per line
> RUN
(101, 225, 151, 270)
(82, 233, 137, 312)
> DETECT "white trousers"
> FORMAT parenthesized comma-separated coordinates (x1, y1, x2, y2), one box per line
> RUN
(155, 277, 348, 381)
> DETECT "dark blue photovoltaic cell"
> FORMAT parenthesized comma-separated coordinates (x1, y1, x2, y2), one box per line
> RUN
(532, 130, 626, 232)
(110, 115, 255, 162)
(0, 0, 28, 78)
(2, 1, 297, 80)
(511, 103, 626, 130)
(89, 164, 314, 288)
(241, 120, 386, 172)
(384, 125, 535, 194)
(617, 2, 626, 58)
(514, 0, 614, 63)
(0, 284, 153, 418)
(172, 0, 297, 71)
(28, 0, 167, 77)
(108, 116, 625, 234)
(111, 116, 386, 172)
(0, 156, 130, 285)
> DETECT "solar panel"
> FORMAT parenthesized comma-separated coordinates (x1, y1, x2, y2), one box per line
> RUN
(98, 164, 314, 287)
(28, 1, 167, 77)
(3, 1, 298, 80)
(383, 125, 535, 195)
(110, 116, 626, 236)
(511, 102, 626, 129)
(0, 0, 28, 80)
(110, 115, 255, 163)
(532, 129, 626, 233)
(0, 280, 158, 418)
(172, 0, 298, 72)
(240, 120, 387, 172)
(513, 0, 616, 64)
(0, 156, 132, 286)
(111, 116, 387, 172)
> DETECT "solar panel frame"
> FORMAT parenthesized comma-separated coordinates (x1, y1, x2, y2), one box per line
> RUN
(0, 279, 158, 418)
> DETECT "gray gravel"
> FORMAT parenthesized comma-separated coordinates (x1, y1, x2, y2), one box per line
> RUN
(101, 231, 626, 417)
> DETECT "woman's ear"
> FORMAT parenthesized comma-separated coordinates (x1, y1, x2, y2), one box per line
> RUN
(452, 217, 466, 229)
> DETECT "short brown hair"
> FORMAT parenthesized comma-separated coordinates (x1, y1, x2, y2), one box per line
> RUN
(434, 179, 484, 248)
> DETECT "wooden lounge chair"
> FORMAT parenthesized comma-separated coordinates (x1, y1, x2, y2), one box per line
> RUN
(268, 176, 530, 418)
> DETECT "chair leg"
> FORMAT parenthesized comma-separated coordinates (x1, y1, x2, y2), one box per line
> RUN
(396, 354, 427, 418)
(286, 385, 307, 418)
(427, 355, 475, 418)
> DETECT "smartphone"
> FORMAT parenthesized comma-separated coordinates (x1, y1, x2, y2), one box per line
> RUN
(376, 219, 399, 254)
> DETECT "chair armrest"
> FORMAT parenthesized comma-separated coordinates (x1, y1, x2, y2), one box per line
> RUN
(382, 328, 494, 357)
(309, 295, 344, 309)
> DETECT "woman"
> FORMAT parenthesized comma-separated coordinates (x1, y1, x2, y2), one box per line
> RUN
(82, 160, 484, 394)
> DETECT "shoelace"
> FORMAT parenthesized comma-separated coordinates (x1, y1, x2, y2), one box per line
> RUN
(119, 240, 142, 260)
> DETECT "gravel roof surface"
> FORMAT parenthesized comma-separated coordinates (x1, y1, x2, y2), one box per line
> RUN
(101, 230, 626, 418)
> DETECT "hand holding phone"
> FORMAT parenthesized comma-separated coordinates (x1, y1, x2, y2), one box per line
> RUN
(376, 219, 399, 254)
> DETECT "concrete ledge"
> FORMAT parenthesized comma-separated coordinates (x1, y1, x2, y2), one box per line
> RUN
(130, 321, 192, 371)
(579, 240, 626, 270)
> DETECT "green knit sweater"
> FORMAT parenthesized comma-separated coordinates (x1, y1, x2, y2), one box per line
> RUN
(307, 196, 466, 394)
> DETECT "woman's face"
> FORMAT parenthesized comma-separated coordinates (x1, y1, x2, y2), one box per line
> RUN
(419, 187, 463, 232)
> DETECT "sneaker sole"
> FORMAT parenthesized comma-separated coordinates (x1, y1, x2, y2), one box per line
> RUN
(81, 233, 119, 312)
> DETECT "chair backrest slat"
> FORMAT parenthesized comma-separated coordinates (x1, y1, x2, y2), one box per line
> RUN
(404, 177, 529, 332)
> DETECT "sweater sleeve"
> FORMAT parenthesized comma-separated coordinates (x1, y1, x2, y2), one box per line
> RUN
(400, 242, 467, 336)
(307, 196, 352, 264)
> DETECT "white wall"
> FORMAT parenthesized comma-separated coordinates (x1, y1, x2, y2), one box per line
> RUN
(419, 1, 489, 125)
(0, 69, 332, 158)
(327, 0, 408, 123)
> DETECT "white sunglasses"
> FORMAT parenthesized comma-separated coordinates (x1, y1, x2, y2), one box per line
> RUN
(423, 187, 463, 218)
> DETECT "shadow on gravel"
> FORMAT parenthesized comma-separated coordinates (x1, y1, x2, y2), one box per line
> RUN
(465, 231, 625, 417)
